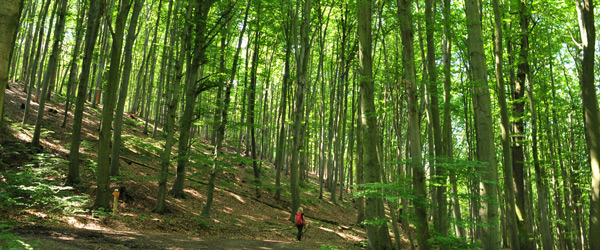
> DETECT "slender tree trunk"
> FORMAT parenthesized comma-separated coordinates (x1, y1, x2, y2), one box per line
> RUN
(289, 0, 311, 222)
(22, 0, 50, 125)
(248, 0, 262, 197)
(464, 0, 501, 248)
(152, 0, 174, 138)
(171, 0, 215, 198)
(31, 0, 68, 147)
(91, 25, 109, 108)
(62, 0, 86, 128)
(155, 0, 185, 214)
(527, 76, 553, 249)
(275, 0, 292, 201)
(358, 0, 392, 248)
(512, 1, 533, 247)
(94, 0, 132, 209)
(19, 2, 36, 93)
(111, 0, 144, 176)
(202, 1, 249, 217)
(356, 100, 365, 225)
(130, 30, 149, 114)
(492, 0, 519, 247)
(551, 60, 573, 250)
(576, 1, 600, 249)
(424, 0, 446, 235)
(397, 0, 430, 248)
(0, 0, 24, 127)
(66, 0, 102, 185)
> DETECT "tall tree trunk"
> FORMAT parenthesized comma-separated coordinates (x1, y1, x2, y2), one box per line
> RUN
(94, 0, 132, 209)
(129, 29, 149, 114)
(289, 0, 311, 222)
(492, 0, 519, 248)
(111, 0, 144, 176)
(19, 2, 35, 94)
(171, 0, 215, 198)
(0, 0, 23, 127)
(31, 0, 68, 147)
(464, 0, 501, 248)
(576, 1, 600, 249)
(356, 99, 365, 225)
(249, 0, 262, 197)
(202, 1, 249, 217)
(424, 0, 446, 236)
(512, 1, 533, 248)
(358, 0, 392, 248)
(62, 0, 86, 128)
(91, 25, 109, 108)
(155, 0, 186, 214)
(22, 0, 50, 125)
(275, 0, 292, 201)
(551, 60, 573, 250)
(527, 77, 553, 249)
(397, 0, 430, 248)
(152, 0, 175, 138)
(66, 0, 102, 185)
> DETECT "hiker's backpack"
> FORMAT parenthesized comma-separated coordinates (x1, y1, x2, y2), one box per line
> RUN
(295, 213, 303, 225)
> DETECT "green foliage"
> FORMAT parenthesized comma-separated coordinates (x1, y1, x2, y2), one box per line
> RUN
(92, 207, 112, 219)
(359, 217, 389, 228)
(0, 154, 90, 215)
(428, 235, 481, 250)
(196, 219, 210, 230)
(0, 221, 38, 250)
(320, 245, 343, 250)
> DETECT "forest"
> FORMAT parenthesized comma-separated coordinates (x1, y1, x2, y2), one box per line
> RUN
(0, 0, 598, 249)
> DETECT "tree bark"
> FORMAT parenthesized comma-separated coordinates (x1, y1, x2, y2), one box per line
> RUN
(94, 0, 132, 209)
(0, 0, 23, 127)
(111, 0, 144, 176)
(397, 0, 430, 248)
(31, 0, 68, 147)
(491, 0, 519, 248)
(289, 0, 311, 222)
(358, 0, 393, 248)
(248, 0, 262, 197)
(202, 1, 249, 217)
(275, 0, 293, 201)
(576, 1, 600, 249)
(171, 0, 215, 198)
(66, 0, 102, 185)
(155, 0, 184, 214)
(464, 0, 501, 248)
(512, 1, 533, 248)
(62, 0, 87, 128)
(21, 0, 50, 125)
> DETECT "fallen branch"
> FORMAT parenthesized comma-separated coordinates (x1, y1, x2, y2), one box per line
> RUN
(120, 156, 149, 167)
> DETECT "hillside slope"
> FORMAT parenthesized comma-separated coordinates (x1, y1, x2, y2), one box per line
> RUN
(0, 81, 368, 249)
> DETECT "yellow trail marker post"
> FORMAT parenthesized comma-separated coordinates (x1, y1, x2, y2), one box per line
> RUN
(112, 189, 120, 215)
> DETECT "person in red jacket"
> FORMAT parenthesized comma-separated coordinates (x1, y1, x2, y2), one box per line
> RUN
(294, 207, 305, 241)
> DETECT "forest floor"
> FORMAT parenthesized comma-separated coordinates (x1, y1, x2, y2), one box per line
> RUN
(0, 80, 378, 249)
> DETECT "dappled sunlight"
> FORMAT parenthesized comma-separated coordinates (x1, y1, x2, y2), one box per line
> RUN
(183, 188, 204, 199)
(227, 192, 246, 204)
(222, 206, 233, 214)
(25, 210, 48, 219)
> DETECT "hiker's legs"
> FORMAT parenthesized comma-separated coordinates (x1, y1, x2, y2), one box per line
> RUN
(296, 225, 303, 241)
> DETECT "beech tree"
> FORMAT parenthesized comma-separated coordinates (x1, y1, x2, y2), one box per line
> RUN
(0, 0, 23, 127)
(5, 0, 600, 249)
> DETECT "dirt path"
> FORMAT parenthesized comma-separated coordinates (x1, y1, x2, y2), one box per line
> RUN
(13, 226, 308, 250)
